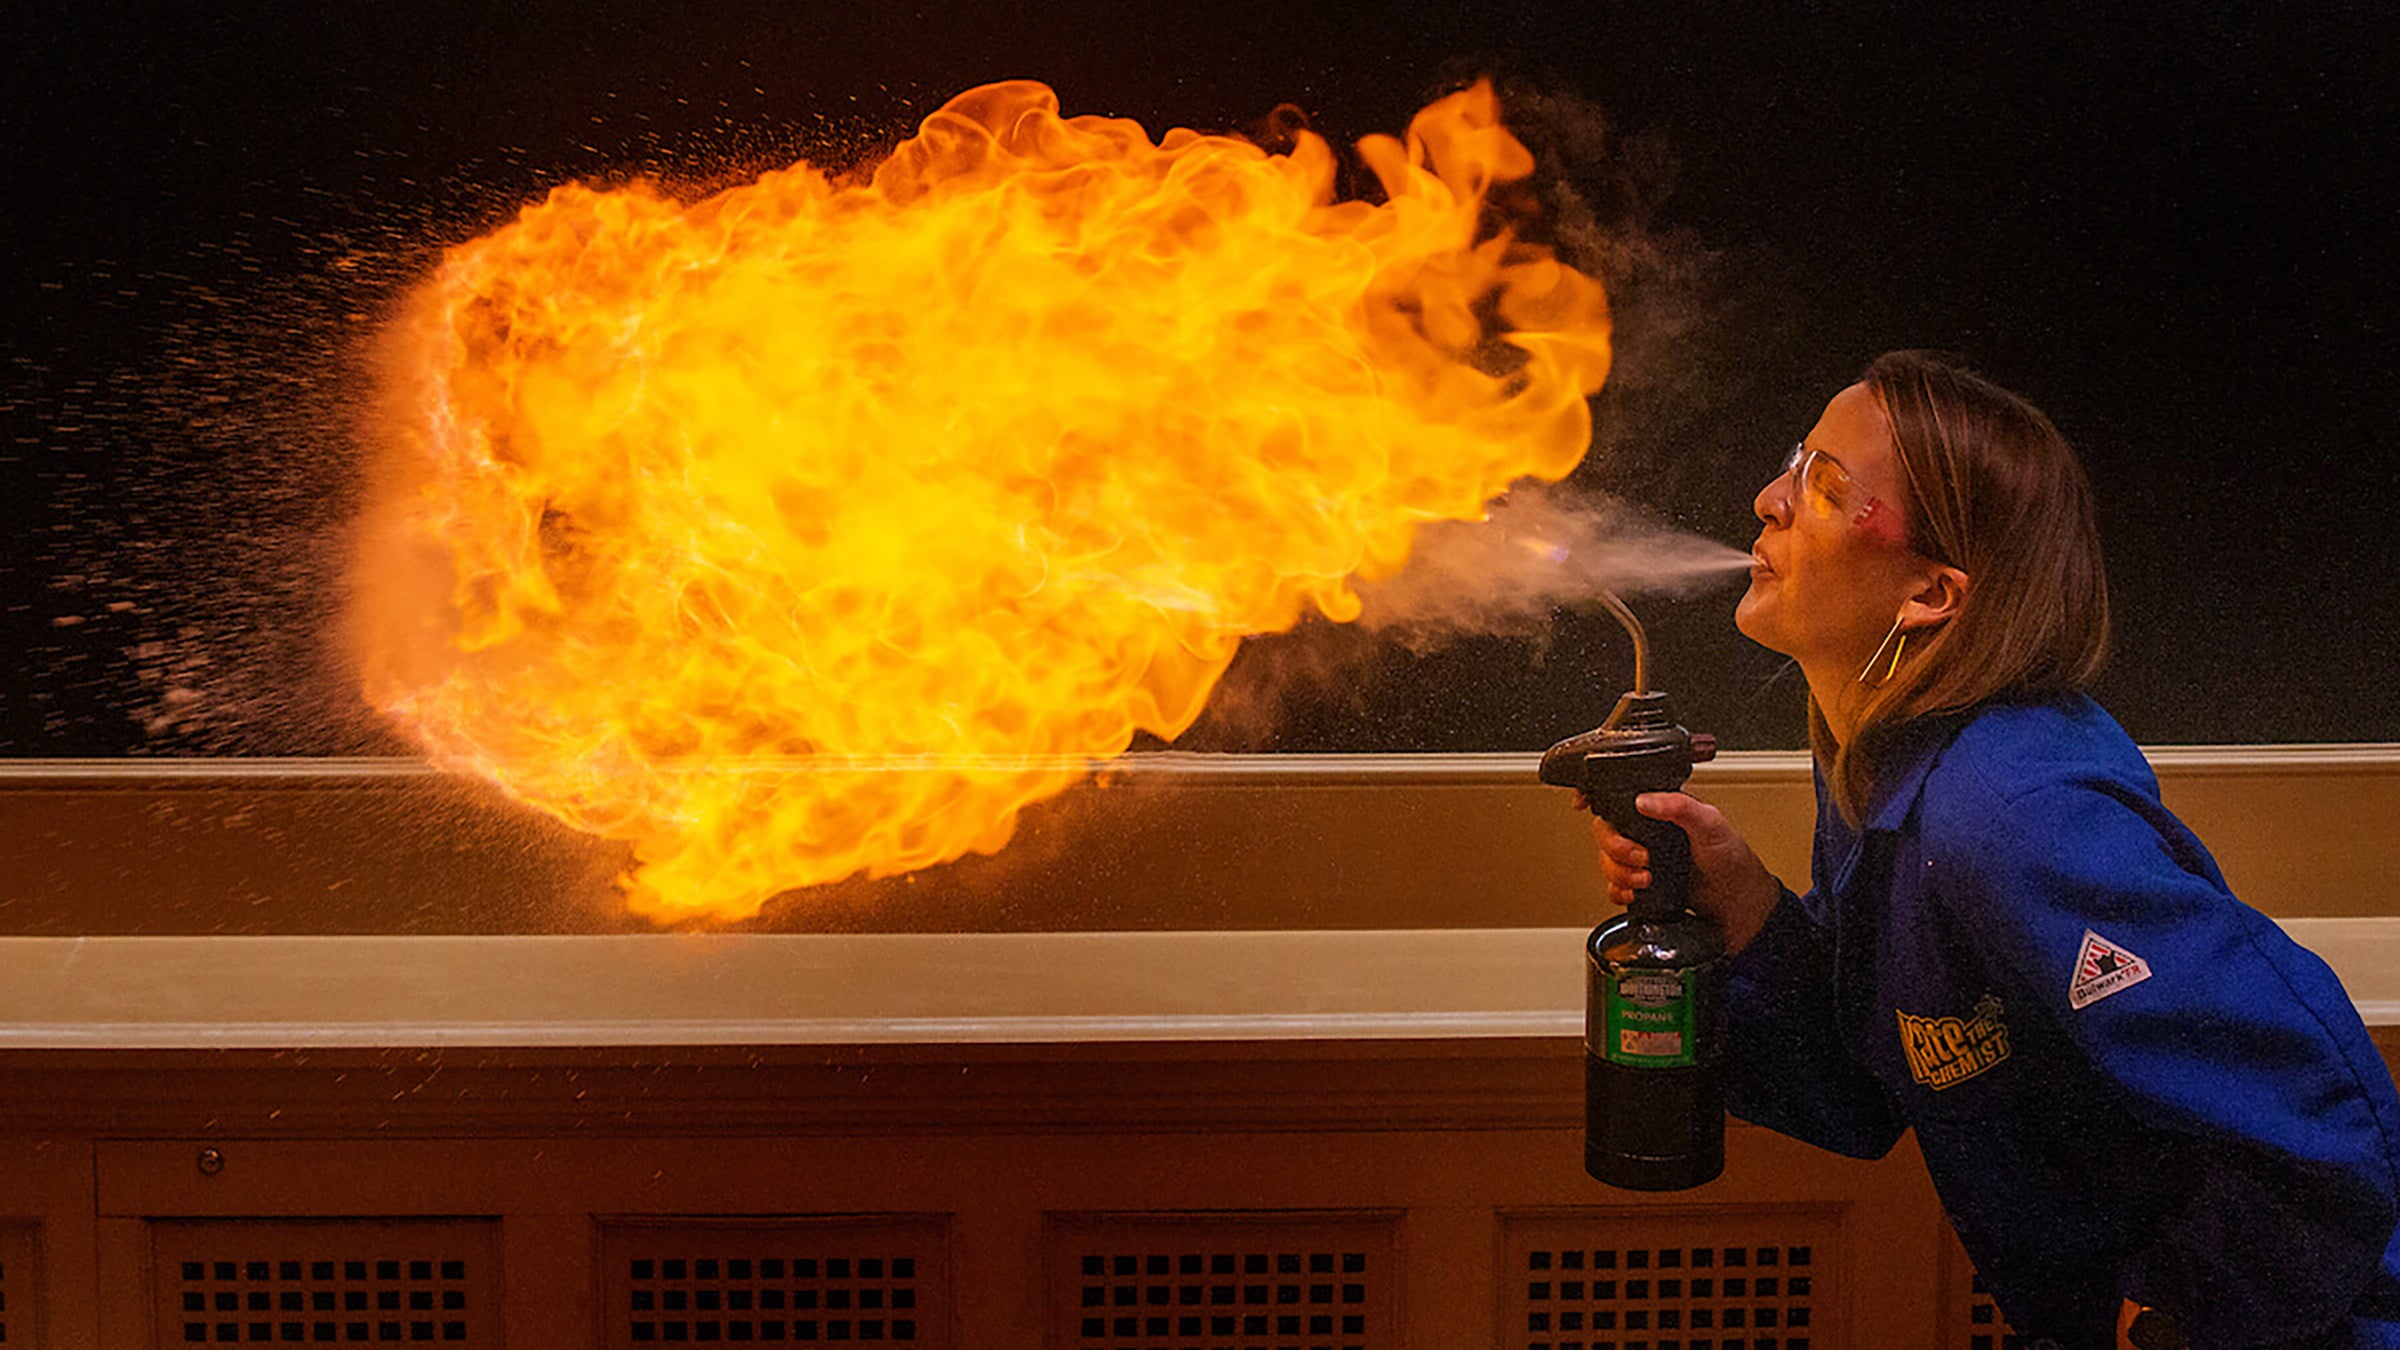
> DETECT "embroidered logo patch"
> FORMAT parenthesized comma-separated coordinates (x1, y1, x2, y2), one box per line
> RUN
(2068, 929, 2153, 1010)
(1896, 994, 2012, 1090)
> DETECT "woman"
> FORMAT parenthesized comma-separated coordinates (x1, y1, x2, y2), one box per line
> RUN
(1593, 351, 2400, 1348)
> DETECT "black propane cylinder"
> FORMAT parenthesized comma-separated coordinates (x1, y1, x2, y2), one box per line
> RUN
(1540, 686, 1727, 1191)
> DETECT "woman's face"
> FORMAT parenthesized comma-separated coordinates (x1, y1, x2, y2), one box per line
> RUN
(1735, 383, 1935, 672)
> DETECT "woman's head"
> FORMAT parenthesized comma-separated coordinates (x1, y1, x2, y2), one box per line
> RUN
(1738, 350, 2110, 819)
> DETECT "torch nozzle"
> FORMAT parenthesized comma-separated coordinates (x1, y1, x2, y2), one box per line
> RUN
(1598, 589, 1649, 727)
(1537, 590, 1711, 800)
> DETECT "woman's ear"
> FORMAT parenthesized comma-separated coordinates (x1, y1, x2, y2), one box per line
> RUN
(1900, 564, 1969, 630)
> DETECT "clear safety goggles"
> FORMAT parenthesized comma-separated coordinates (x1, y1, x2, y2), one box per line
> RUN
(1777, 440, 1907, 546)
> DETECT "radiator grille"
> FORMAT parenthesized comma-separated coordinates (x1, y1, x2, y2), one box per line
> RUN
(151, 1220, 498, 1347)
(1502, 1208, 1841, 1350)
(599, 1218, 949, 1349)
(1047, 1213, 1398, 1350)
(0, 1221, 38, 1346)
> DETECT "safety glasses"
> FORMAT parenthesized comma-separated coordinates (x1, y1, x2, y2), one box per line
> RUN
(1778, 441, 1908, 547)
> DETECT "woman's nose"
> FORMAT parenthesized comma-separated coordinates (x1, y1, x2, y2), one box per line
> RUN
(1754, 471, 1793, 525)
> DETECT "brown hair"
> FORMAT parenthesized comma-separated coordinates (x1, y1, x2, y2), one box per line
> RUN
(1812, 350, 2111, 822)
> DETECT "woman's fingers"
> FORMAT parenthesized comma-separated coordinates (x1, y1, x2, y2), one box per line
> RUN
(1601, 868, 1652, 903)
(1590, 815, 1650, 868)
(1590, 811, 1652, 901)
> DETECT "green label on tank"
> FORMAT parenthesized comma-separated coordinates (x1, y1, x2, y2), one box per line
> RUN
(1603, 968, 1696, 1067)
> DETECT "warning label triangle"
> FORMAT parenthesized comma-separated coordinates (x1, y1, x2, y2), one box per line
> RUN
(2069, 929, 2153, 1010)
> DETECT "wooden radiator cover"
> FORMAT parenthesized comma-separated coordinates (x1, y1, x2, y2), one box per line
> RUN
(149, 1219, 499, 1347)
(1502, 1207, 1842, 1350)
(1046, 1212, 1398, 1350)
(598, 1216, 948, 1348)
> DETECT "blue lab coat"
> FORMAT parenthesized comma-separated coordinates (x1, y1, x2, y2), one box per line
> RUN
(1725, 693, 2400, 1348)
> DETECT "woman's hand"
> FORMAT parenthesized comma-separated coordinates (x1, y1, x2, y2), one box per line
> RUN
(1590, 791, 1783, 955)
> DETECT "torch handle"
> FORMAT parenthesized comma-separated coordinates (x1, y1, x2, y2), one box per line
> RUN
(1592, 790, 1695, 917)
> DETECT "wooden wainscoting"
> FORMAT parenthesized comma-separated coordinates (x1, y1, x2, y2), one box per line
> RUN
(0, 1039, 1968, 1348)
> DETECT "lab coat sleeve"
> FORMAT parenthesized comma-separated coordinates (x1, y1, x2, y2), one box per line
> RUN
(1932, 776, 2400, 1346)
(1721, 884, 1908, 1159)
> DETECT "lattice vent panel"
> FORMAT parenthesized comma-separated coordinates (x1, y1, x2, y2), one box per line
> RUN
(1502, 1207, 1842, 1350)
(0, 1221, 40, 1347)
(151, 1219, 498, 1346)
(1047, 1212, 1398, 1350)
(599, 1217, 949, 1349)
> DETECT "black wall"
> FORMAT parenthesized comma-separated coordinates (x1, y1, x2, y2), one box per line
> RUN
(3, 1, 2392, 754)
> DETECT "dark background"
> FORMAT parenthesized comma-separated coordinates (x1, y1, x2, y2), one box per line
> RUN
(2, 1, 2393, 756)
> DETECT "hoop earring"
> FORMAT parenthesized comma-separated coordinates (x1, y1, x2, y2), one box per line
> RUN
(1857, 613, 1909, 685)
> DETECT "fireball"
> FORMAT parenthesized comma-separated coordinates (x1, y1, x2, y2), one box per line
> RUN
(352, 79, 1612, 921)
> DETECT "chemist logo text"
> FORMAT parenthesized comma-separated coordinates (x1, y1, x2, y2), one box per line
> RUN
(1896, 994, 2011, 1090)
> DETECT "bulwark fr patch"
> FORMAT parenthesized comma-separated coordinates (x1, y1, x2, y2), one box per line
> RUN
(2069, 929, 2154, 1010)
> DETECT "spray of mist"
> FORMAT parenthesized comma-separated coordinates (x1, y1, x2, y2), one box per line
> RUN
(1355, 485, 1751, 650)
(1165, 485, 1750, 754)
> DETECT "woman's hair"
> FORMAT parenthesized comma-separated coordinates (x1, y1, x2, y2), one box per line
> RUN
(1812, 350, 2111, 822)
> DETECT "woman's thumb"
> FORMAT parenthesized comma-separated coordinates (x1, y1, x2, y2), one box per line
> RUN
(1633, 791, 1713, 833)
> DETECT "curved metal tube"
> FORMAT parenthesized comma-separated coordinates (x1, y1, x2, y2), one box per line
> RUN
(1597, 589, 1649, 726)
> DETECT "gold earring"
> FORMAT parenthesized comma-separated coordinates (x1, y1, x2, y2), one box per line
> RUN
(1857, 613, 1909, 685)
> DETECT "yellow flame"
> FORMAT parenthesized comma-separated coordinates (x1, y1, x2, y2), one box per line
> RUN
(352, 79, 1611, 921)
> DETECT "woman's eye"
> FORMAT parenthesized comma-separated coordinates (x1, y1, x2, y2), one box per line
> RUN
(1802, 468, 1847, 513)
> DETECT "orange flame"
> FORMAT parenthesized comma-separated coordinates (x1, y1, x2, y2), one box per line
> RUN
(352, 79, 1611, 922)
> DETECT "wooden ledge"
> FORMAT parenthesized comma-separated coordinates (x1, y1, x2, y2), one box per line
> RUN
(0, 919, 2392, 1051)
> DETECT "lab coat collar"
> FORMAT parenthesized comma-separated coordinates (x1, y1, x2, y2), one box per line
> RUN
(1859, 709, 1976, 835)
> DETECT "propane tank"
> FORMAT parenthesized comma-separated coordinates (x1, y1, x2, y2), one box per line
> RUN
(1539, 593, 1726, 1190)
